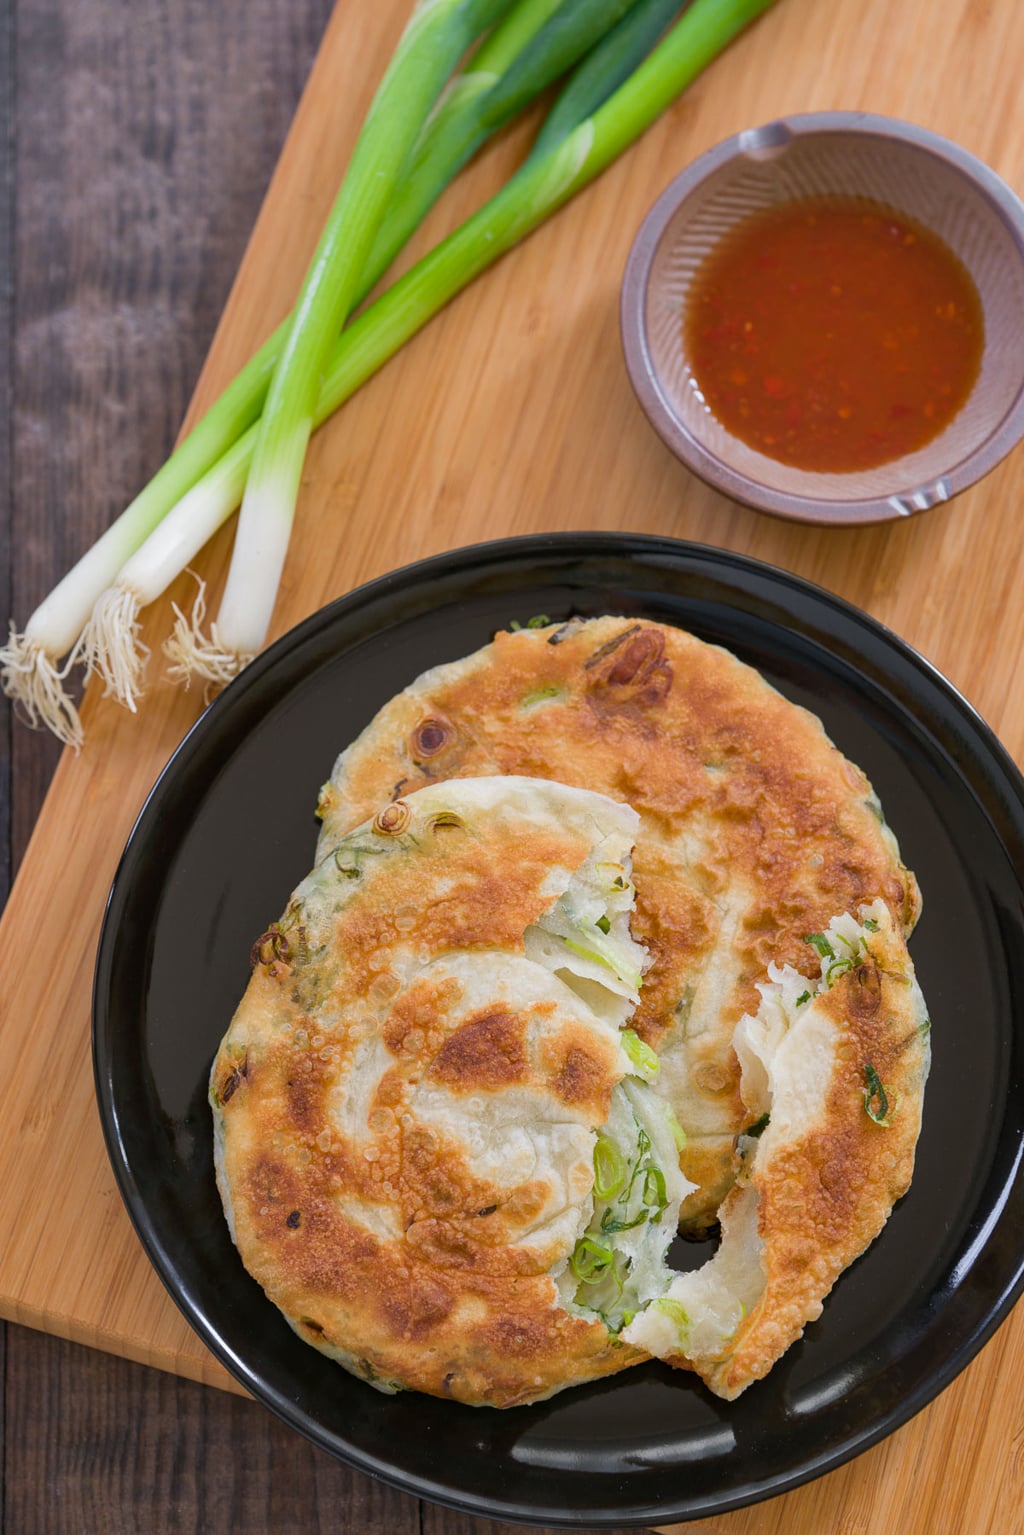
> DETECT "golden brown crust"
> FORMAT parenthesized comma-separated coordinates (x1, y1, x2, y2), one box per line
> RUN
(212, 778, 646, 1406)
(316, 617, 920, 1224)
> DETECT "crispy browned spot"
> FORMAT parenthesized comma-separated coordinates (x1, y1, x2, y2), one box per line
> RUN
(373, 800, 411, 835)
(217, 1053, 249, 1104)
(428, 1011, 529, 1092)
(381, 975, 464, 1056)
(585, 627, 673, 712)
(412, 716, 453, 758)
(250, 925, 290, 970)
(847, 963, 882, 1016)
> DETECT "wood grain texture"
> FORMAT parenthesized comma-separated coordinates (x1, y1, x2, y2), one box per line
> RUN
(3, 0, 1024, 1530)
(4, 1329, 422, 1535)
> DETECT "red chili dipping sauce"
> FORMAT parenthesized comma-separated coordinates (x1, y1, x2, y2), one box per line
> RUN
(684, 197, 984, 472)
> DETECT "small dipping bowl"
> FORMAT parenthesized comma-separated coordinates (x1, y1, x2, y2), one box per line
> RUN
(621, 112, 1024, 525)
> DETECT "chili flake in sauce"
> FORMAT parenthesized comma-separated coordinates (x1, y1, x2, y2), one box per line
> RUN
(684, 197, 984, 473)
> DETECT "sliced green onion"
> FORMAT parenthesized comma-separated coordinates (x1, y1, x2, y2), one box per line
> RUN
(520, 684, 561, 708)
(664, 1105, 687, 1151)
(642, 1165, 668, 1219)
(824, 956, 854, 986)
(621, 1028, 659, 1075)
(592, 1133, 627, 1199)
(795, 990, 811, 1007)
(862, 916, 880, 932)
(570, 1234, 614, 1282)
(554, 929, 643, 993)
(600, 1206, 649, 1234)
(863, 1063, 892, 1125)
(803, 932, 836, 961)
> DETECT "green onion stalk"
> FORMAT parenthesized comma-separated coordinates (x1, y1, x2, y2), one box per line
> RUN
(158, 0, 778, 685)
(166, 0, 525, 684)
(0, 0, 520, 742)
(75, 0, 643, 714)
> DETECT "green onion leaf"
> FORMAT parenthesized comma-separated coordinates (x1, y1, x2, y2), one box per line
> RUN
(795, 990, 811, 1007)
(863, 1063, 892, 1125)
(595, 913, 612, 934)
(803, 932, 835, 960)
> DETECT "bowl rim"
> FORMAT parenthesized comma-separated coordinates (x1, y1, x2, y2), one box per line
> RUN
(620, 110, 1024, 527)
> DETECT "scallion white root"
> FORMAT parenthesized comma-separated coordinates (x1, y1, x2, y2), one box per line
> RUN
(164, 578, 252, 690)
(80, 587, 150, 714)
(0, 629, 84, 748)
(81, 435, 251, 706)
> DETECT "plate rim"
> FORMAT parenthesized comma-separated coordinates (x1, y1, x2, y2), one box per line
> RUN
(92, 530, 1024, 1527)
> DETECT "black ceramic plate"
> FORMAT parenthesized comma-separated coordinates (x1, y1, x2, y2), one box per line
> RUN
(94, 533, 1024, 1528)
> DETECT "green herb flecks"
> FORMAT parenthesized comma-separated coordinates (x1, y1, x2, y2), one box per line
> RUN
(509, 612, 554, 631)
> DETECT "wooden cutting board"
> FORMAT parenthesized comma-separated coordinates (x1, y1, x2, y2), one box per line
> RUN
(2, 0, 1024, 1529)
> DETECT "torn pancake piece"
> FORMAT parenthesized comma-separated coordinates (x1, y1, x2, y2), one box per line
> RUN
(623, 900, 930, 1399)
(211, 776, 694, 1407)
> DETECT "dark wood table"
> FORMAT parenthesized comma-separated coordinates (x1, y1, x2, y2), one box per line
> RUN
(0, 3, 636, 1529)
